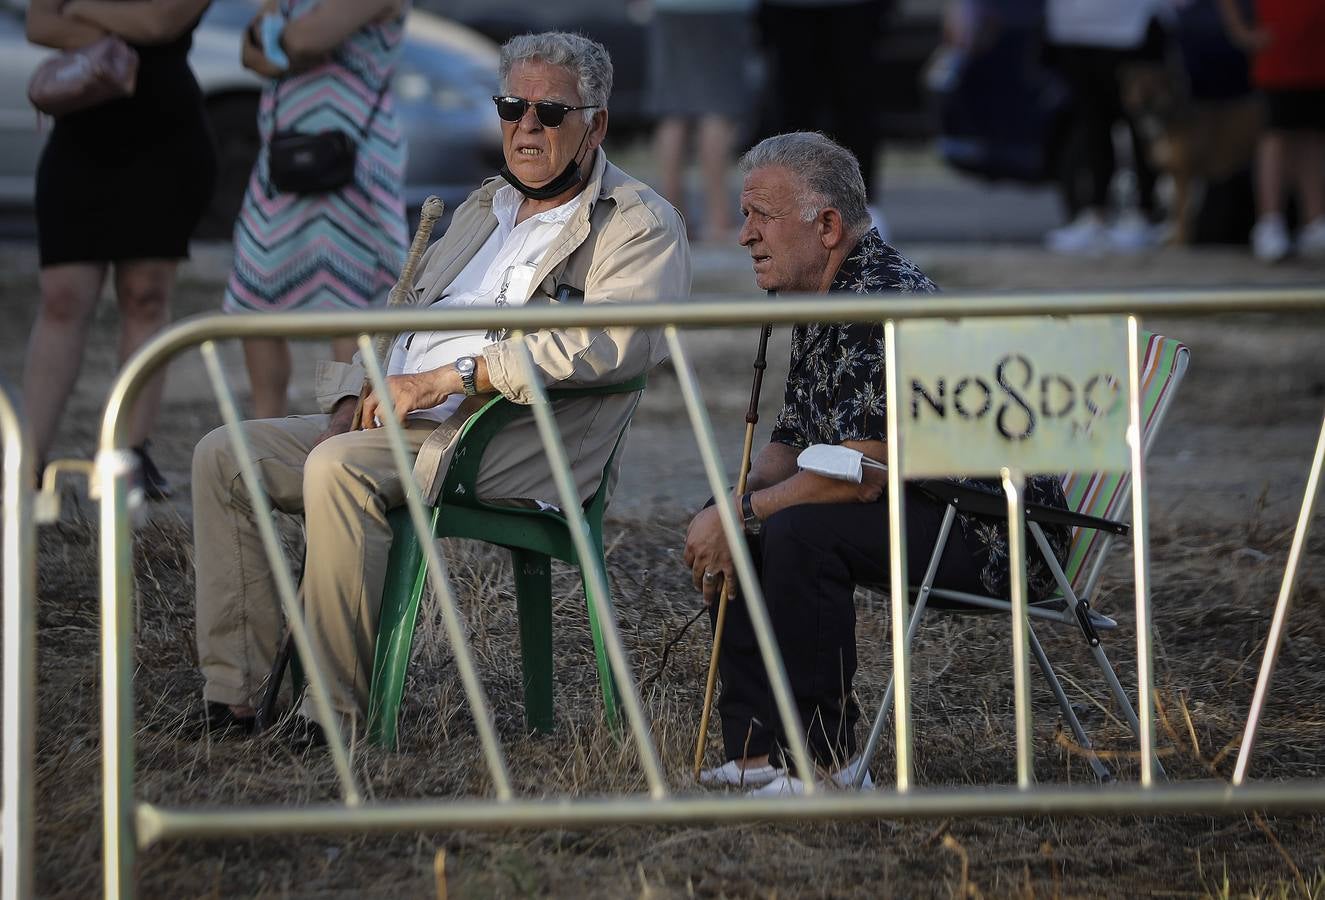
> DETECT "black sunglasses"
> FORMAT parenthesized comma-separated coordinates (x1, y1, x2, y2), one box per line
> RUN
(492, 95, 599, 127)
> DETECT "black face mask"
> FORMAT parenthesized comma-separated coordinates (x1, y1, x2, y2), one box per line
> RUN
(499, 128, 592, 201)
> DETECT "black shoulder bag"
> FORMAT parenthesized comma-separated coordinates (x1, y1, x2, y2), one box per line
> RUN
(267, 74, 390, 195)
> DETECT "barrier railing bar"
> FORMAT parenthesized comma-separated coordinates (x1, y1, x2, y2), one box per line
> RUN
(508, 337, 668, 798)
(98, 445, 139, 900)
(91, 291, 1325, 892)
(664, 327, 817, 789)
(94, 291, 1325, 381)
(137, 778, 1325, 846)
(1125, 317, 1157, 786)
(884, 321, 913, 791)
(199, 342, 362, 804)
(0, 382, 35, 900)
(1001, 468, 1034, 788)
(1233, 407, 1325, 785)
(356, 340, 516, 800)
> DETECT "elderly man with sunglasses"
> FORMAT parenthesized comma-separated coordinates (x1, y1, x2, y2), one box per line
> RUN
(190, 31, 690, 744)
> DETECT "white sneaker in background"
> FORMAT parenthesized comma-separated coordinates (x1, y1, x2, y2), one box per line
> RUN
(1045, 210, 1110, 255)
(1297, 217, 1325, 259)
(746, 755, 874, 796)
(1109, 209, 1161, 253)
(1251, 214, 1291, 263)
(868, 204, 890, 244)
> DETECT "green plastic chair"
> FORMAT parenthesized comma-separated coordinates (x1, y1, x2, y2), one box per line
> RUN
(364, 375, 646, 747)
(256, 377, 646, 748)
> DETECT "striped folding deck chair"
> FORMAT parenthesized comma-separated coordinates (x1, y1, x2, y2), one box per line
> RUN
(855, 331, 1190, 785)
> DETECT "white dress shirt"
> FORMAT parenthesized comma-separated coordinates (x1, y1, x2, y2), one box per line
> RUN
(385, 184, 584, 423)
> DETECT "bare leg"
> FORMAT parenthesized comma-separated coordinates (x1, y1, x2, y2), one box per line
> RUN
(1290, 130, 1325, 223)
(243, 336, 293, 419)
(22, 263, 107, 465)
(697, 114, 737, 239)
(113, 260, 177, 448)
(331, 336, 357, 363)
(1256, 131, 1286, 219)
(653, 116, 689, 224)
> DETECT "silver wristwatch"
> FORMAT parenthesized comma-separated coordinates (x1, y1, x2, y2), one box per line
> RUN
(455, 356, 478, 396)
(740, 492, 761, 536)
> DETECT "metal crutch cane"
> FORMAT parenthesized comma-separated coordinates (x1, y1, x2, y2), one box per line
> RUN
(255, 196, 446, 732)
(692, 315, 774, 779)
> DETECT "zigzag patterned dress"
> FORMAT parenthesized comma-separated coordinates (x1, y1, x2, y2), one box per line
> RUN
(223, 0, 408, 314)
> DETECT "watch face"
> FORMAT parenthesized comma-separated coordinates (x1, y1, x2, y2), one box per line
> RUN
(456, 356, 475, 375)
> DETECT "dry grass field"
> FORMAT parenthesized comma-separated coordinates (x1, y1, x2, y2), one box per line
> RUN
(4, 241, 1325, 898)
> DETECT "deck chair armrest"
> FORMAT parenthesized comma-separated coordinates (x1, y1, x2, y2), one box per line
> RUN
(439, 375, 648, 502)
(914, 479, 1129, 536)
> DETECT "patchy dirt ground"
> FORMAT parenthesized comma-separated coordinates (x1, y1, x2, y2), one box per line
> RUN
(3, 238, 1325, 898)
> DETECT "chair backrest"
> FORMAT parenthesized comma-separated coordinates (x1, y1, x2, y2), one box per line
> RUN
(1059, 331, 1190, 591)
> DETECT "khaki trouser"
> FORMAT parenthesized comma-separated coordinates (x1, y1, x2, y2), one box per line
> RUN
(193, 415, 439, 719)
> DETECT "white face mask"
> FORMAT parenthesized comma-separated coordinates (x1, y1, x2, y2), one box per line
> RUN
(796, 444, 887, 483)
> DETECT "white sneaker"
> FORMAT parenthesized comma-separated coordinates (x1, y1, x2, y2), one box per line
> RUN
(1251, 214, 1291, 263)
(747, 755, 874, 796)
(1045, 211, 1110, 255)
(1109, 210, 1161, 253)
(1297, 217, 1325, 259)
(698, 758, 781, 789)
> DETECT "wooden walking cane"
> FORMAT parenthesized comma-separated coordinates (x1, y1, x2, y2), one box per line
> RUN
(253, 195, 445, 734)
(349, 195, 447, 430)
(692, 317, 774, 779)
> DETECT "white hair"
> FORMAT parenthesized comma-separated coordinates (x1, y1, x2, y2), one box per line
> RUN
(499, 32, 613, 124)
(739, 132, 871, 234)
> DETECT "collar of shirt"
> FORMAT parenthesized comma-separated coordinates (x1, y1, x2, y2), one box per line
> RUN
(492, 183, 585, 235)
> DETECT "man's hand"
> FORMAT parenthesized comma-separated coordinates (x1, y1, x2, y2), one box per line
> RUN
(683, 496, 740, 607)
(360, 368, 459, 429)
(314, 396, 357, 447)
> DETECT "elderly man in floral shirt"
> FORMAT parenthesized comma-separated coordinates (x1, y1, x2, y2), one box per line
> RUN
(683, 132, 1069, 794)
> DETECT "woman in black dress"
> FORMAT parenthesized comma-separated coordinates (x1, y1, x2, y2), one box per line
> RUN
(23, 0, 217, 496)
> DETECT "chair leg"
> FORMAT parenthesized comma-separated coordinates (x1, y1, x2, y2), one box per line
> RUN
(579, 548, 621, 737)
(367, 506, 432, 748)
(855, 505, 957, 788)
(1026, 624, 1112, 782)
(1028, 523, 1167, 781)
(512, 548, 555, 734)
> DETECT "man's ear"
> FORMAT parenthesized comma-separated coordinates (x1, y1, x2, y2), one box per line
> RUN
(818, 207, 847, 250)
(585, 108, 609, 153)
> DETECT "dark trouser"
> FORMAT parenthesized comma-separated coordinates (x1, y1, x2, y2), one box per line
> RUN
(758, 1, 885, 198)
(1048, 21, 1167, 218)
(709, 487, 986, 768)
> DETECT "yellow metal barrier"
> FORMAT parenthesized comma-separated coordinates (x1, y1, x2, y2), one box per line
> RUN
(0, 379, 35, 900)
(95, 289, 1325, 899)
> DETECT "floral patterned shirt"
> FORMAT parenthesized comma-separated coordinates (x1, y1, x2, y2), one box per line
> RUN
(769, 228, 1071, 599)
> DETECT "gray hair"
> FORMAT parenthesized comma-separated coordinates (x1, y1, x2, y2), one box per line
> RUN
(499, 32, 613, 124)
(738, 132, 870, 234)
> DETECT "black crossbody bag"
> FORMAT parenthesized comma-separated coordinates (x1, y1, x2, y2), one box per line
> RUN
(267, 74, 390, 195)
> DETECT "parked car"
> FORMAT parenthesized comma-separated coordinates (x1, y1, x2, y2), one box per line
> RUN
(0, 0, 505, 238)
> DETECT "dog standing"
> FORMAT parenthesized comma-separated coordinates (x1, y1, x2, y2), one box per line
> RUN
(1121, 61, 1264, 244)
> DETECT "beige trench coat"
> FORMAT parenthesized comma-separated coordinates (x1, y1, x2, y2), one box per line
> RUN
(313, 149, 692, 506)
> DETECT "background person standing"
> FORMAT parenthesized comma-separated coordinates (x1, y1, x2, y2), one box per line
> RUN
(647, 0, 758, 244)
(225, 0, 410, 419)
(1219, 0, 1325, 262)
(756, 0, 891, 236)
(22, 0, 218, 497)
(1042, 0, 1172, 255)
